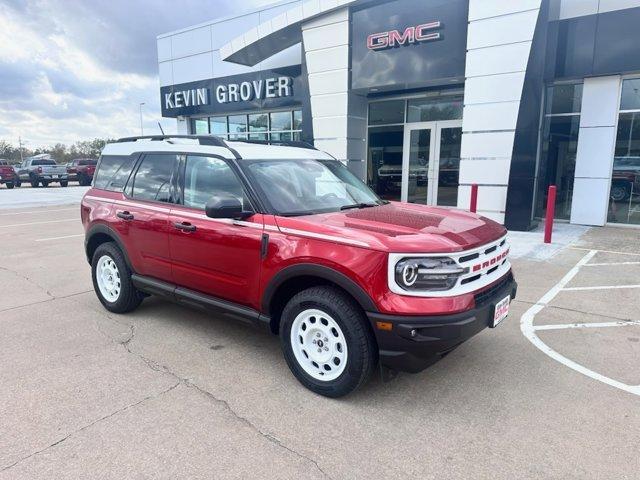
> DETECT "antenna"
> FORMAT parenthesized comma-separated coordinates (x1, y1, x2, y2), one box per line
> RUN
(158, 122, 165, 135)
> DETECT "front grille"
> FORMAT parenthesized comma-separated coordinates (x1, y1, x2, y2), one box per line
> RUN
(474, 271, 513, 307)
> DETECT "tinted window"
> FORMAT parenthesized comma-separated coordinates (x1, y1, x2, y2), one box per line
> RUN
(407, 96, 463, 122)
(32, 159, 56, 166)
(183, 156, 248, 210)
(94, 155, 135, 191)
(368, 100, 405, 125)
(545, 83, 583, 115)
(79, 159, 97, 166)
(132, 154, 177, 203)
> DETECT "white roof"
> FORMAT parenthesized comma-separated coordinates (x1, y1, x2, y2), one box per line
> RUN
(101, 137, 334, 161)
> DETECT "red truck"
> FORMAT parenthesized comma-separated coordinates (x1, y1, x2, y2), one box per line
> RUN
(0, 160, 19, 189)
(67, 158, 97, 186)
(82, 135, 516, 397)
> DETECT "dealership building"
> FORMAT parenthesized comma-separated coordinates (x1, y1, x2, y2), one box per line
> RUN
(157, 0, 640, 229)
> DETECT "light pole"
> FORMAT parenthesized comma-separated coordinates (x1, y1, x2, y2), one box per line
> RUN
(139, 102, 145, 136)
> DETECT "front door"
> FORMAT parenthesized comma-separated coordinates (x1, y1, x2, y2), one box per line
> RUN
(168, 154, 264, 309)
(401, 120, 462, 206)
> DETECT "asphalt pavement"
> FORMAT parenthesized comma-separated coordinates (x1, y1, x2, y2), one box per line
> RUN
(0, 186, 638, 479)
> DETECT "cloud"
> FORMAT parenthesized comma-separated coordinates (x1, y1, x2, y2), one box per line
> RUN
(0, 0, 277, 148)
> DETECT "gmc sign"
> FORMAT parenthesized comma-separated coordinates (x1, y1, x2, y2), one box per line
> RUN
(367, 21, 441, 51)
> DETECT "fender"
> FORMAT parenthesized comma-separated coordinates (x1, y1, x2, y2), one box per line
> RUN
(262, 263, 379, 313)
(85, 223, 134, 270)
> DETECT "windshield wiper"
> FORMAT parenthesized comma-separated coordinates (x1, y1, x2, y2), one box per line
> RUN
(340, 202, 378, 211)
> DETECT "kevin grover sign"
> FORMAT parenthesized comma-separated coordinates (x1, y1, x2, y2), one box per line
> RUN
(164, 76, 294, 110)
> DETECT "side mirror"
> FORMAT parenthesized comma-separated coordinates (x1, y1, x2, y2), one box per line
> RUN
(205, 194, 252, 219)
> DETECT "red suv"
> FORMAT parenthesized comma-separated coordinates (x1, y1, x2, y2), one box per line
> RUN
(82, 135, 516, 397)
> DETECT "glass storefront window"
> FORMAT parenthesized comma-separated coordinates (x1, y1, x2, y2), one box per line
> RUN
(619, 78, 640, 111)
(248, 113, 268, 132)
(192, 118, 209, 135)
(210, 116, 227, 135)
(270, 132, 293, 142)
(293, 110, 302, 130)
(536, 115, 580, 220)
(545, 83, 583, 115)
(228, 115, 247, 135)
(270, 111, 292, 131)
(249, 133, 268, 141)
(366, 125, 404, 201)
(407, 96, 464, 123)
(368, 100, 405, 125)
(608, 106, 640, 225)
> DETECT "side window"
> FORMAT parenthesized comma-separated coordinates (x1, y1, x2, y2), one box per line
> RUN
(183, 156, 248, 210)
(132, 154, 177, 203)
(94, 155, 135, 191)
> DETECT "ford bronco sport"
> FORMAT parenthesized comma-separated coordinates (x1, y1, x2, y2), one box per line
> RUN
(82, 135, 516, 397)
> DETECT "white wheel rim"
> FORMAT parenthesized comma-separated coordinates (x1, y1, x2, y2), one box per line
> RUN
(96, 255, 121, 303)
(290, 309, 348, 382)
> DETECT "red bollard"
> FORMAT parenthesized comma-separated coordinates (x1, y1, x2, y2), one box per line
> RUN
(470, 183, 478, 213)
(544, 185, 557, 244)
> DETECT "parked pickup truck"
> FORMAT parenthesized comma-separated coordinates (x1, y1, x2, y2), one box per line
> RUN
(67, 158, 97, 186)
(16, 155, 69, 187)
(0, 159, 19, 189)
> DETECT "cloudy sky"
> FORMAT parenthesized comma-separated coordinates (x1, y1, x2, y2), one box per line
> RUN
(0, 0, 273, 148)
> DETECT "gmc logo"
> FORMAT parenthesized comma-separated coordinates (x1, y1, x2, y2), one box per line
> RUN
(472, 249, 510, 273)
(367, 21, 441, 51)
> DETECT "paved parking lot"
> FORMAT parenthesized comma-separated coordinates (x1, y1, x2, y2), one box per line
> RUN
(0, 191, 639, 479)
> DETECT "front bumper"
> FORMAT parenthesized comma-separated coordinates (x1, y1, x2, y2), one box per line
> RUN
(366, 272, 517, 373)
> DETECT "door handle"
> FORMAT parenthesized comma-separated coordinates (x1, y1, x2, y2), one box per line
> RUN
(117, 211, 134, 221)
(174, 221, 196, 233)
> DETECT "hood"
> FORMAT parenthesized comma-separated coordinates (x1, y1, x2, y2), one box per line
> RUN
(275, 202, 507, 253)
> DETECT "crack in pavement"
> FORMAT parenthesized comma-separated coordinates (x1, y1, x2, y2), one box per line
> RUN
(0, 265, 54, 299)
(0, 381, 181, 473)
(513, 299, 638, 323)
(115, 323, 333, 480)
(0, 288, 93, 315)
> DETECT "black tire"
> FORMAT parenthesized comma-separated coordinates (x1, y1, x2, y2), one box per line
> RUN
(5, 182, 13, 189)
(30, 178, 39, 188)
(91, 242, 143, 314)
(279, 286, 377, 398)
(15, 180, 21, 187)
(60, 180, 68, 187)
(79, 174, 88, 186)
(41, 180, 50, 188)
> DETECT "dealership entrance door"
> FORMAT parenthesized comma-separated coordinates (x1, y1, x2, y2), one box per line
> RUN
(400, 120, 462, 206)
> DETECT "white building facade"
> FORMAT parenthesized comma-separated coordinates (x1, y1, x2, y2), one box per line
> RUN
(158, 0, 640, 230)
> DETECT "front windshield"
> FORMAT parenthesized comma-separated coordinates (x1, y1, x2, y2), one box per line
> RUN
(243, 159, 385, 216)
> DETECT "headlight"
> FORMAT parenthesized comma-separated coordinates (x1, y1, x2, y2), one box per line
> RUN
(394, 257, 468, 291)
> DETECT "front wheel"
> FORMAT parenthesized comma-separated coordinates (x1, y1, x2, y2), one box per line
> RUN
(91, 242, 143, 313)
(280, 286, 377, 398)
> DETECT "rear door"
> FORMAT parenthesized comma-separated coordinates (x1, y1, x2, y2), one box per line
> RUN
(168, 154, 264, 309)
(115, 153, 178, 282)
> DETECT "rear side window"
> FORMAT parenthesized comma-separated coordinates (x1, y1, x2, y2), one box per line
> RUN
(94, 155, 135, 191)
(131, 154, 177, 203)
(79, 159, 97, 166)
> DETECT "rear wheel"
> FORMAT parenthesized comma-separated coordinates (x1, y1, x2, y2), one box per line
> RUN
(30, 178, 39, 188)
(79, 174, 89, 186)
(280, 286, 377, 397)
(60, 180, 68, 187)
(5, 182, 13, 189)
(91, 242, 143, 313)
(15, 180, 21, 187)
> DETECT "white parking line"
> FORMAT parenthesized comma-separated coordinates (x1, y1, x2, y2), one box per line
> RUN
(0, 207, 78, 216)
(520, 249, 640, 396)
(583, 262, 640, 266)
(35, 234, 84, 242)
(533, 320, 640, 331)
(0, 219, 78, 228)
(563, 284, 640, 291)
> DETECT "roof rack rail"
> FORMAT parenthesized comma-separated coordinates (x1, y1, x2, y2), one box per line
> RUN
(227, 139, 318, 150)
(114, 135, 227, 147)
